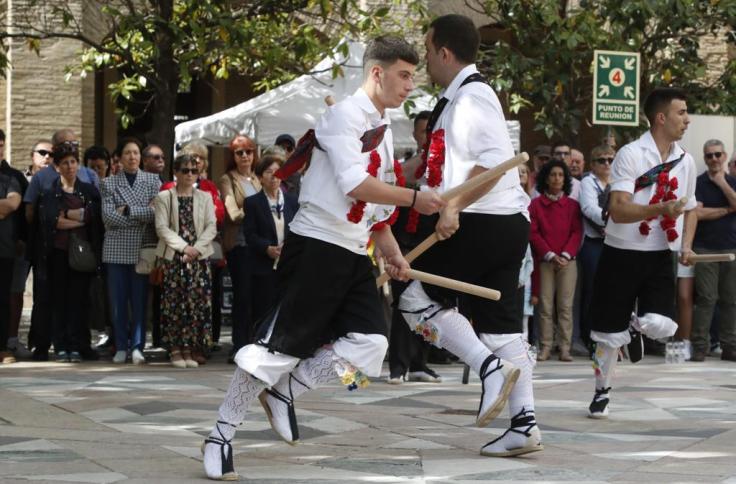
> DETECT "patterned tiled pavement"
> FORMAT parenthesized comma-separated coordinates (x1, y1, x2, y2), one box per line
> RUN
(2, 354, 736, 483)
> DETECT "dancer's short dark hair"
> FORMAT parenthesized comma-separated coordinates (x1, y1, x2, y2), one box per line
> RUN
(363, 36, 419, 71)
(644, 87, 687, 125)
(429, 14, 479, 64)
(414, 111, 432, 127)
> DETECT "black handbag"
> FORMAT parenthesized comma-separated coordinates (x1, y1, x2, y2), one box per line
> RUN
(68, 231, 97, 272)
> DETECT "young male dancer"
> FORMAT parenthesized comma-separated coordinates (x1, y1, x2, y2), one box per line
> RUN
(587, 87, 697, 418)
(398, 14, 541, 457)
(202, 36, 521, 480)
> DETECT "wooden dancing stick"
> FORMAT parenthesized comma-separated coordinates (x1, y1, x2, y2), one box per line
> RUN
(688, 253, 736, 263)
(376, 152, 529, 287)
(674, 197, 688, 211)
(406, 269, 501, 301)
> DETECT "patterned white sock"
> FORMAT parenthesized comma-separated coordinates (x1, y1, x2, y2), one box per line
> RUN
(262, 347, 340, 443)
(593, 343, 618, 392)
(213, 367, 266, 441)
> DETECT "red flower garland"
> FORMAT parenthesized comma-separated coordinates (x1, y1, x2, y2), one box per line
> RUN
(347, 150, 382, 223)
(638, 168, 680, 242)
(371, 159, 405, 232)
(406, 129, 446, 233)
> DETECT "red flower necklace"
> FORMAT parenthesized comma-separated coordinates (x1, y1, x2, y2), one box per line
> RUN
(370, 159, 405, 232)
(348, 152, 405, 228)
(407, 129, 446, 232)
(639, 168, 680, 242)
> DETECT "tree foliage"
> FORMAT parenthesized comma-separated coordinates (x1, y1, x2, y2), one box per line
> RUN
(0, 0, 427, 159)
(467, 0, 736, 142)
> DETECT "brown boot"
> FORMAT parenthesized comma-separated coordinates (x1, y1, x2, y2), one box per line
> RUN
(559, 349, 573, 362)
(537, 346, 551, 361)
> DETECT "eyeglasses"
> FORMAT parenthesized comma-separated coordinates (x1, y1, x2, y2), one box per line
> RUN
(179, 168, 199, 175)
(554, 151, 571, 157)
(234, 149, 254, 157)
(594, 157, 614, 164)
(35, 149, 53, 157)
(147, 154, 165, 160)
(705, 152, 724, 159)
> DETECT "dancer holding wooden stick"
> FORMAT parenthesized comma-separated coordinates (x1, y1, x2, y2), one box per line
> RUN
(392, 14, 541, 458)
(587, 87, 698, 419)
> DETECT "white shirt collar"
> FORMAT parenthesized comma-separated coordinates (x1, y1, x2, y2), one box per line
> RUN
(354, 88, 391, 125)
(640, 130, 684, 161)
(441, 64, 480, 101)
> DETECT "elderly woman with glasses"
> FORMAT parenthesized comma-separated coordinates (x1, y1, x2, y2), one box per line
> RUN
(36, 142, 103, 362)
(578, 145, 615, 355)
(218, 135, 261, 359)
(529, 160, 583, 362)
(154, 154, 217, 368)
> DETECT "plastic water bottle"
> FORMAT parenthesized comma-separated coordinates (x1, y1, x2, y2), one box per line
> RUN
(665, 342, 675, 364)
(675, 341, 685, 364)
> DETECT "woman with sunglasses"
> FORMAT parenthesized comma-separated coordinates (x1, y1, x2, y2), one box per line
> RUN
(154, 154, 217, 368)
(36, 142, 103, 362)
(218, 135, 261, 360)
(578, 144, 614, 356)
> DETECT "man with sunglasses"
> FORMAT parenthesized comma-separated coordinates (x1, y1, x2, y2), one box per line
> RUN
(690, 139, 736, 362)
(142, 144, 166, 179)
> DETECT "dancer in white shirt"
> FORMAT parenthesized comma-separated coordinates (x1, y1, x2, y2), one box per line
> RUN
(588, 87, 697, 419)
(398, 14, 540, 457)
(202, 36, 453, 481)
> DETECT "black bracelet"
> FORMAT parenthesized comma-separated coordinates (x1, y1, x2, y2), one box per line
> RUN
(410, 189, 417, 209)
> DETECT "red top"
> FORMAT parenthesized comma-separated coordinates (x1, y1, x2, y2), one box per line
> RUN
(529, 194, 583, 260)
(160, 178, 225, 226)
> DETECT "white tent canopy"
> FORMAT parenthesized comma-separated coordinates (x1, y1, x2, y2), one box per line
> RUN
(174, 40, 520, 153)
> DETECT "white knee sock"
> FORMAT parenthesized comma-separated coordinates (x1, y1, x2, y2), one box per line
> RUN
(399, 281, 492, 375)
(593, 343, 618, 392)
(432, 309, 493, 374)
(271, 347, 339, 400)
(213, 367, 266, 441)
(489, 336, 535, 417)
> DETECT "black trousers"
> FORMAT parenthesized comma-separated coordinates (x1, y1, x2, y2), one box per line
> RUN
(226, 245, 253, 352)
(49, 249, 91, 352)
(251, 271, 278, 325)
(413, 212, 529, 334)
(388, 279, 431, 377)
(0, 257, 13, 351)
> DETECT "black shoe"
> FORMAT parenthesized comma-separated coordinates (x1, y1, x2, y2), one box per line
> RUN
(690, 350, 706, 362)
(79, 347, 100, 361)
(627, 330, 644, 363)
(721, 349, 736, 362)
(56, 351, 70, 362)
(588, 387, 611, 419)
(32, 349, 49, 361)
(68, 351, 82, 363)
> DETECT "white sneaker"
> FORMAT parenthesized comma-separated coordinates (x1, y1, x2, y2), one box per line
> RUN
(407, 370, 442, 383)
(476, 355, 520, 427)
(113, 350, 127, 364)
(386, 375, 404, 385)
(131, 349, 146, 365)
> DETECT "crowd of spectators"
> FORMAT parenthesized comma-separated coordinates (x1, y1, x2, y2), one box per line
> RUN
(1, 125, 734, 368)
(0, 127, 301, 367)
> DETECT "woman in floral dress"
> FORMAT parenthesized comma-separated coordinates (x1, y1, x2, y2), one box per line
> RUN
(154, 154, 217, 368)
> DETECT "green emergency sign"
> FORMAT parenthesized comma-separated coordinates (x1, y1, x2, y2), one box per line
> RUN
(593, 50, 640, 126)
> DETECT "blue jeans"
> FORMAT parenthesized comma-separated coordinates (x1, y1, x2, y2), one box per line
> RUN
(107, 263, 148, 351)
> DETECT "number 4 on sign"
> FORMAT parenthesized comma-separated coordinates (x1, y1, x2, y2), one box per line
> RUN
(612, 70, 622, 84)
